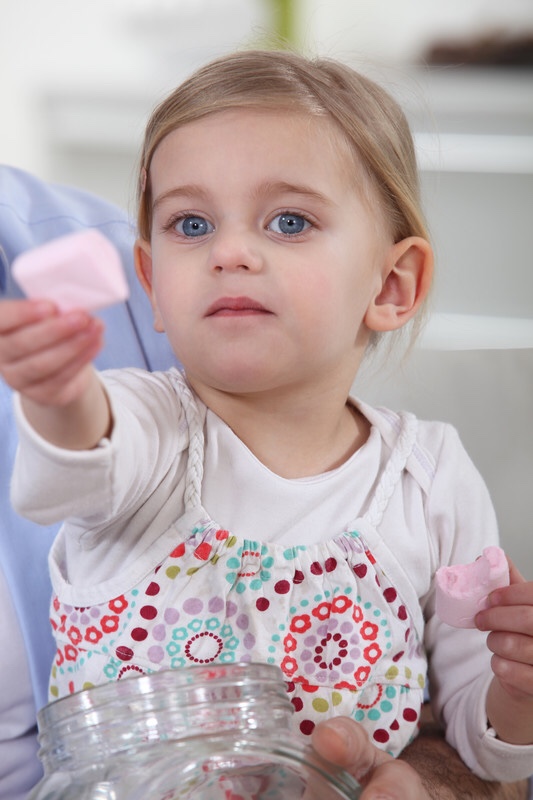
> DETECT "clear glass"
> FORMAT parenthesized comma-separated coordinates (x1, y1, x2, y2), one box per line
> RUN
(29, 663, 361, 799)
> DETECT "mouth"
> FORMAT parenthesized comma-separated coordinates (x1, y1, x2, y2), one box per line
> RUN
(205, 296, 272, 318)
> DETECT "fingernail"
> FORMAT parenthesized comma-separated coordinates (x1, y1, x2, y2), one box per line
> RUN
(321, 717, 357, 760)
(64, 310, 91, 328)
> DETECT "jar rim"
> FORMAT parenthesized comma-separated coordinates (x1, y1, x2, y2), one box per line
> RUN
(39, 662, 287, 726)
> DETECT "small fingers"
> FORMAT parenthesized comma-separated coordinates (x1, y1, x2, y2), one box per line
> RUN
(484, 560, 530, 609)
(487, 630, 533, 663)
(0, 298, 56, 336)
(0, 309, 93, 363)
(507, 559, 527, 585)
(2, 316, 101, 380)
(487, 628, 533, 697)
(490, 654, 533, 696)
(0, 306, 104, 403)
(477, 603, 533, 636)
(18, 335, 104, 407)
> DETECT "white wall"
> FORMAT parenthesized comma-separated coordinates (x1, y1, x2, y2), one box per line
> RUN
(2, 0, 532, 186)
(0, 0, 267, 184)
(2, 0, 532, 574)
(300, 0, 533, 62)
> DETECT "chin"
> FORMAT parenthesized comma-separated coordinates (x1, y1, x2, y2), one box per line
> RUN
(186, 361, 279, 396)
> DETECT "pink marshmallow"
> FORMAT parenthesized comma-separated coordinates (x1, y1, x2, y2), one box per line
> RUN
(435, 546, 509, 628)
(12, 229, 129, 312)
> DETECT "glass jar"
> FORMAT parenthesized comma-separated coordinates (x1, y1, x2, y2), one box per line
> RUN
(28, 662, 361, 799)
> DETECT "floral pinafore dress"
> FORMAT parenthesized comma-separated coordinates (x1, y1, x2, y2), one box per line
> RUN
(49, 377, 427, 757)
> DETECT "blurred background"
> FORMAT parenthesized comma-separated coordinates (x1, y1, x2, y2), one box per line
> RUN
(1, 0, 532, 572)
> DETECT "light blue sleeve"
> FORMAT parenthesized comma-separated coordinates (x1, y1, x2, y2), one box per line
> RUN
(0, 165, 178, 712)
(0, 164, 177, 372)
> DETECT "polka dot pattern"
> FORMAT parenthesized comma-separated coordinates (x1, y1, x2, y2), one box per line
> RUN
(49, 520, 426, 758)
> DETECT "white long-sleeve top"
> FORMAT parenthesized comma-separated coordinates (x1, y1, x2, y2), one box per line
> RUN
(11, 367, 533, 781)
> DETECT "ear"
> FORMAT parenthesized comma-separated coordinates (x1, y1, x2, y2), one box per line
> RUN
(134, 239, 165, 332)
(364, 236, 433, 332)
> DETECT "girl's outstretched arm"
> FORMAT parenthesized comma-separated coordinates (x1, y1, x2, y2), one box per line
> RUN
(478, 560, 533, 746)
(0, 299, 108, 449)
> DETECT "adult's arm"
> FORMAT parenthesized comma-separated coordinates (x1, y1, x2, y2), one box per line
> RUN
(0, 164, 176, 372)
(400, 707, 528, 800)
(313, 710, 529, 799)
(0, 166, 177, 800)
(0, 166, 176, 711)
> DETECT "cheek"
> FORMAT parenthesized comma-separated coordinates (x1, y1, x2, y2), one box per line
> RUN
(308, 262, 375, 345)
(295, 262, 358, 315)
(150, 272, 185, 333)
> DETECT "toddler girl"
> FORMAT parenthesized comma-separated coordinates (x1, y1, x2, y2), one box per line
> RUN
(3, 49, 533, 783)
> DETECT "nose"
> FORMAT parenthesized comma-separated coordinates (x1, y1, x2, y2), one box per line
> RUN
(208, 225, 263, 274)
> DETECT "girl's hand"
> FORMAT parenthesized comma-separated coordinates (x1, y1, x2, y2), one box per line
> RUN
(477, 559, 533, 745)
(0, 298, 104, 407)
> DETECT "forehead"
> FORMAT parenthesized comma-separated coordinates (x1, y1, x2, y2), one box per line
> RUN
(150, 108, 361, 191)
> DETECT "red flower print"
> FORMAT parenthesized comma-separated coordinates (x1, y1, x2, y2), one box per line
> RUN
(331, 595, 352, 614)
(109, 596, 128, 614)
(354, 666, 371, 687)
(53, 596, 60, 612)
(357, 684, 383, 710)
(100, 615, 119, 633)
(85, 626, 103, 644)
(283, 633, 297, 653)
(352, 605, 363, 623)
(360, 621, 379, 641)
(67, 626, 82, 646)
(64, 645, 78, 662)
(334, 679, 359, 692)
(280, 656, 298, 677)
(293, 676, 319, 694)
(290, 614, 311, 634)
(55, 649, 64, 667)
(363, 643, 382, 665)
(312, 601, 331, 621)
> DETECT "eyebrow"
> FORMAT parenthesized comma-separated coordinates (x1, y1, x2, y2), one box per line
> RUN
(153, 185, 210, 211)
(252, 180, 336, 208)
(152, 180, 336, 211)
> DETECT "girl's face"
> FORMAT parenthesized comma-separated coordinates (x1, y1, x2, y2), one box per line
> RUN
(136, 109, 398, 402)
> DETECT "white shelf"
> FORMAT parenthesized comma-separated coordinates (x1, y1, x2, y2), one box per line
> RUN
(419, 313, 533, 350)
(415, 132, 533, 174)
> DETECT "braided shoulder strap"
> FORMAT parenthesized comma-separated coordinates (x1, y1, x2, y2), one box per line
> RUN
(364, 411, 418, 529)
(174, 372, 205, 510)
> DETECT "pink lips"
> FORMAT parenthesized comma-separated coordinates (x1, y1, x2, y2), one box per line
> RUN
(206, 296, 271, 317)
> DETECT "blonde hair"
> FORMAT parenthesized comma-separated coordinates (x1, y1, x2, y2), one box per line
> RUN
(137, 49, 428, 250)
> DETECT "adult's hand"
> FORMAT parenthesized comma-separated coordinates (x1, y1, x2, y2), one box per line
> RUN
(312, 716, 425, 799)
(312, 710, 529, 799)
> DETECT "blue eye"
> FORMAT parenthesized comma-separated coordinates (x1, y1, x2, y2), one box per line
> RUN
(269, 213, 310, 236)
(175, 216, 213, 237)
